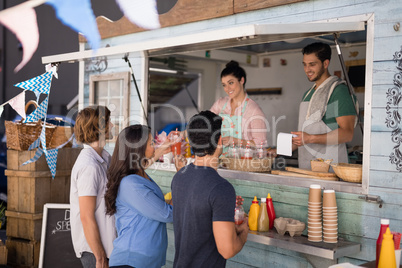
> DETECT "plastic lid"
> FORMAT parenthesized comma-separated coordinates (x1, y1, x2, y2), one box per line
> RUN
(261, 197, 266, 202)
(310, 184, 321, 189)
(267, 193, 271, 199)
(381, 219, 390, 225)
(323, 189, 335, 193)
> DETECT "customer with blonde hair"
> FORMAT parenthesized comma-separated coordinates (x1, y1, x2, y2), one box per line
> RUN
(70, 106, 116, 268)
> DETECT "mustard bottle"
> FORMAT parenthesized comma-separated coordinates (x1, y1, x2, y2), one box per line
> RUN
(248, 196, 260, 231)
(185, 137, 192, 158)
(378, 227, 396, 268)
(257, 198, 269, 232)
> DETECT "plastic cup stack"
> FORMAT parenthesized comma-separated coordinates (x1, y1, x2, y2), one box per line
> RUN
(308, 184, 322, 242)
(323, 189, 338, 243)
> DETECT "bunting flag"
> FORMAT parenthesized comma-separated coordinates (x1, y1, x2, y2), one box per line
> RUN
(24, 97, 49, 123)
(0, 6, 39, 72)
(0, 106, 4, 118)
(40, 123, 47, 152)
(28, 137, 41, 151)
(45, 0, 100, 50)
(116, 0, 160, 29)
(44, 148, 59, 178)
(8, 92, 26, 119)
(14, 72, 52, 96)
(22, 147, 44, 166)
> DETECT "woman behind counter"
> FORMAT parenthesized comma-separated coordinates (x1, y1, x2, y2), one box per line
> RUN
(105, 125, 182, 268)
(210, 60, 268, 157)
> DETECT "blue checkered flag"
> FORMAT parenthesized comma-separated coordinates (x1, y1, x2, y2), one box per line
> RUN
(40, 123, 47, 152)
(45, 148, 59, 178)
(28, 137, 40, 151)
(24, 97, 49, 123)
(21, 148, 44, 166)
(14, 72, 52, 96)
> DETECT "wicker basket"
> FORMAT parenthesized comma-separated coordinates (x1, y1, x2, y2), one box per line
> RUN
(49, 126, 73, 148)
(331, 163, 362, 183)
(4, 101, 56, 151)
(220, 157, 273, 173)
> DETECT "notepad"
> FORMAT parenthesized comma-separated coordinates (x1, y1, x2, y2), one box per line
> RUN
(277, 132, 294, 156)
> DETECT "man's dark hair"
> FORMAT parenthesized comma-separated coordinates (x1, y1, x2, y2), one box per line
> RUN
(302, 42, 332, 62)
(187, 110, 222, 156)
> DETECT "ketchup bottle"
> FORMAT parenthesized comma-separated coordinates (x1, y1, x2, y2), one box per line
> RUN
(266, 193, 276, 229)
(376, 219, 390, 268)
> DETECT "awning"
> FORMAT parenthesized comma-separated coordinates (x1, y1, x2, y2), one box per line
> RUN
(42, 21, 365, 64)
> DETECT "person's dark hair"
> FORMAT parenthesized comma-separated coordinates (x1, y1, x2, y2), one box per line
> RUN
(105, 124, 151, 215)
(187, 110, 222, 157)
(302, 42, 332, 62)
(220, 60, 247, 88)
(74, 106, 111, 144)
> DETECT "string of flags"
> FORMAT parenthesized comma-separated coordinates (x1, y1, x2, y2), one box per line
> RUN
(0, 0, 160, 72)
(0, 64, 64, 178)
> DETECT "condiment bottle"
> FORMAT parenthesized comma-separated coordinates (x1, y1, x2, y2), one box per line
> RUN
(248, 196, 260, 231)
(257, 141, 264, 159)
(229, 141, 239, 158)
(234, 203, 245, 225)
(266, 193, 276, 229)
(376, 219, 390, 267)
(257, 198, 269, 232)
(185, 137, 191, 158)
(378, 227, 396, 268)
(242, 141, 252, 159)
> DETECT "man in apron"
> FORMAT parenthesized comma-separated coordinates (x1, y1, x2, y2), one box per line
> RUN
(291, 42, 358, 170)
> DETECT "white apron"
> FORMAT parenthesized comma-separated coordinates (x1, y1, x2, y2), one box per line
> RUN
(297, 101, 349, 170)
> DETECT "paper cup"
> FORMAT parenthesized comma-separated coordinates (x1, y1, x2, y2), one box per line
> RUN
(323, 228, 338, 231)
(323, 207, 337, 210)
(308, 236, 322, 242)
(323, 237, 338, 243)
(323, 189, 337, 207)
(163, 152, 173, 164)
(323, 219, 337, 223)
(309, 185, 322, 202)
(308, 202, 322, 205)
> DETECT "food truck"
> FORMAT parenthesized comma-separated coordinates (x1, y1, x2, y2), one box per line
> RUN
(43, 0, 402, 266)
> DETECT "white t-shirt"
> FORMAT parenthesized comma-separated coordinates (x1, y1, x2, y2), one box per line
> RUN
(70, 144, 116, 258)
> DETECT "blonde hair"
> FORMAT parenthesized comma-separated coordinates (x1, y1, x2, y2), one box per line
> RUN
(74, 106, 111, 144)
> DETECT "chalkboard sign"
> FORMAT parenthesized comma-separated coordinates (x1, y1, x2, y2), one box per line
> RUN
(39, 203, 82, 268)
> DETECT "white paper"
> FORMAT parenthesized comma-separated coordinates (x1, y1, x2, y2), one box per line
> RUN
(277, 132, 293, 156)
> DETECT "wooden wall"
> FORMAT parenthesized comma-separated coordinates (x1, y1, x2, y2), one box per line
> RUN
(82, 0, 402, 266)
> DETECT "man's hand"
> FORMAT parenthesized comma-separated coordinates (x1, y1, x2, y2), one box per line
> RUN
(236, 195, 244, 206)
(173, 154, 187, 171)
(267, 148, 277, 158)
(235, 217, 249, 237)
(291, 131, 312, 146)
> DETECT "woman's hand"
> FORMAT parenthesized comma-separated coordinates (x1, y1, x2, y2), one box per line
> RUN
(154, 139, 174, 160)
(173, 154, 187, 171)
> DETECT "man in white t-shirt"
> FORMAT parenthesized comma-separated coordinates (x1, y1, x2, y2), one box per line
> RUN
(70, 106, 116, 267)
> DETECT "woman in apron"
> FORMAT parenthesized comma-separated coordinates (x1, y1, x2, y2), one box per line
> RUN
(210, 60, 268, 157)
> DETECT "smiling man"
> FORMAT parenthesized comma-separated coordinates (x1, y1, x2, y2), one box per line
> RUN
(291, 42, 359, 169)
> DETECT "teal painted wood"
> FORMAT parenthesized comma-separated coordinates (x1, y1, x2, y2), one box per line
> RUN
(370, 132, 395, 156)
(370, 155, 400, 172)
(369, 170, 402, 189)
(372, 84, 397, 108)
(371, 108, 395, 132)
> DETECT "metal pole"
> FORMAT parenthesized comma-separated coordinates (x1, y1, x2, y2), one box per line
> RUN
(333, 33, 363, 135)
(183, 84, 199, 113)
(123, 54, 148, 125)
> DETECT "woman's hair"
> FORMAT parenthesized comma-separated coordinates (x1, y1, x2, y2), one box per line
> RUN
(187, 110, 222, 156)
(105, 124, 151, 215)
(74, 106, 111, 144)
(220, 60, 247, 88)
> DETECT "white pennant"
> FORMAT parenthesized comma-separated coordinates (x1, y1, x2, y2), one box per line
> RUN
(116, 0, 160, 29)
(8, 92, 26, 119)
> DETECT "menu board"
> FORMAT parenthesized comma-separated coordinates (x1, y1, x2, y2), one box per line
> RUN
(39, 203, 82, 268)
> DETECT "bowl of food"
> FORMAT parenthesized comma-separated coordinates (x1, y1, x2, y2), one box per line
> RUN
(331, 163, 362, 183)
(311, 158, 332, 172)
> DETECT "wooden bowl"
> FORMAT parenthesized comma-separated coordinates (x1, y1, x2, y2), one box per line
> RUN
(331, 163, 362, 183)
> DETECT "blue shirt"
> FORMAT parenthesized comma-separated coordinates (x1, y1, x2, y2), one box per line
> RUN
(109, 174, 173, 268)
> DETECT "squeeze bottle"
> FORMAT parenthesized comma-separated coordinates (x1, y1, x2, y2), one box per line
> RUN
(185, 137, 192, 158)
(257, 198, 269, 232)
(376, 219, 390, 267)
(266, 193, 276, 229)
(248, 196, 260, 231)
(378, 227, 396, 268)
